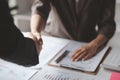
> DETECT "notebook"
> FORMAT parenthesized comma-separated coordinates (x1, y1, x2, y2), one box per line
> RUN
(48, 40, 111, 73)
(102, 48, 120, 71)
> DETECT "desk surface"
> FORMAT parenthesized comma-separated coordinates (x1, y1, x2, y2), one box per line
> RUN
(31, 32, 120, 80)
(30, 32, 120, 80)
(0, 32, 120, 80)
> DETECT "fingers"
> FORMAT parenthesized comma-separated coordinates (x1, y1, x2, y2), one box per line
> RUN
(33, 37, 42, 54)
(35, 42, 42, 55)
(71, 51, 90, 62)
(30, 32, 43, 54)
(32, 32, 41, 39)
(83, 50, 95, 60)
(71, 46, 97, 62)
(74, 52, 87, 61)
(38, 37, 43, 45)
(71, 48, 85, 61)
(32, 32, 43, 45)
(24, 32, 43, 54)
(35, 36, 43, 54)
(83, 54, 92, 61)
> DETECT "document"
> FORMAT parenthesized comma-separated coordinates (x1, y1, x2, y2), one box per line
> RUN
(102, 48, 120, 71)
(31, 35, 70, 68)
(30, 65, 95, 80)
(49, 40, 110, 72)
(0, 59, 37, 80)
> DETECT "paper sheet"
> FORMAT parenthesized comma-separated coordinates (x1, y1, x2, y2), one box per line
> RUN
(30, 65, 95, 80)
(51, 40, 109, 72)
(31, 35, 70, 68)
(102, 48, 120, 71)
(0, 59, 37, 80)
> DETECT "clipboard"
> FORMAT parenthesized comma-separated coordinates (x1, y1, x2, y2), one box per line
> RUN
(48, 41, 112, 75)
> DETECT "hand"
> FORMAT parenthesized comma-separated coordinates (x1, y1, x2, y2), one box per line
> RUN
(71, 41, 99, 61)
(31, 32, 43, 54)
(71, 34, 107, 61)
(24, 32, 43, 54)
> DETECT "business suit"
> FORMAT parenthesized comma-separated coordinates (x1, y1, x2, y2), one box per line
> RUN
(32, 0, 116, 42)
(0, 0, 39, 66)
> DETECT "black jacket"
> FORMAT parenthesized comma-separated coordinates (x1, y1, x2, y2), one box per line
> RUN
(0, 0, 38, 66)
(0, 0, 23, 54)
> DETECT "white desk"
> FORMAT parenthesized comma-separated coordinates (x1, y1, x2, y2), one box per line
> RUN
(29, 32, 120, 80)
(0, 32, 120, 80)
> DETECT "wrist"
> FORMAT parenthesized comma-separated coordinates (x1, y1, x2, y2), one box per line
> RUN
(31, 30, 39, 33)
(94, 34, 108, 47)
(91, 39, 100, 48)
(90, 40, 100, 48)
(31, 31, 40, 35)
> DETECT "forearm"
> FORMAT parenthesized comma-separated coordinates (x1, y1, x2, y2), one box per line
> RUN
(30, 13, 44, 33)
(71, 34, 108, 61)
(90, 34, 108, 48)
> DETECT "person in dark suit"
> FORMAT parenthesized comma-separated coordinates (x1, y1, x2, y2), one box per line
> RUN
(30, 0, 116, 61)
(0, 0, 42, 66)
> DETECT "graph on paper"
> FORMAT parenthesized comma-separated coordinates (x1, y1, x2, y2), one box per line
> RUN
(30, 66, 94, 80)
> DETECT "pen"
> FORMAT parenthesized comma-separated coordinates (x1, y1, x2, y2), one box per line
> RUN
(55, 50, 70, 63)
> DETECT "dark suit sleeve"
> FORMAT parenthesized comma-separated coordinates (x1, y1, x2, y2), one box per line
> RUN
(32, 0, 51, 22)
(0, 0, 20, 53)
(97, 0, 116, 39)
(0, 0, 39, 66)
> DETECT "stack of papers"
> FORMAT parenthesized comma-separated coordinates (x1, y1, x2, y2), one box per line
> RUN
(31, 35, 70, 68)
(0, 59, 37, 80)
(49, 40, 110, 72)
(102, 48, 120, 71)
(30, 65, 95, 80)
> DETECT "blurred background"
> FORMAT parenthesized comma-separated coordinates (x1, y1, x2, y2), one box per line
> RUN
(8, 0, 120, 33)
